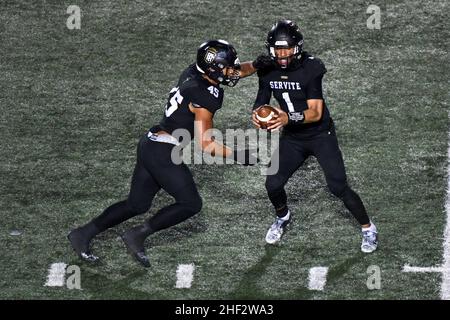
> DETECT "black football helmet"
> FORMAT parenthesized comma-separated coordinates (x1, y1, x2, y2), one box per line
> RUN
(196, 40, 241, 87)
(266, 20, 304, 68)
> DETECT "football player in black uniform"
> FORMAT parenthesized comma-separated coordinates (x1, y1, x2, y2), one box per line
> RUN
(251, 20, 378, 253)
(68, 40, 257, 267)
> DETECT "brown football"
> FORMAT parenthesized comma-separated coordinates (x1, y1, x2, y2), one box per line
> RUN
(255, 105, 277, 129)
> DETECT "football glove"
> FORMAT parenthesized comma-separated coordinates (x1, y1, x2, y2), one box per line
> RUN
(252, 54, 276, 70)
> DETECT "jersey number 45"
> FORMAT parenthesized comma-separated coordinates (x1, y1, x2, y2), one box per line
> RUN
(165, 87, 184, 117)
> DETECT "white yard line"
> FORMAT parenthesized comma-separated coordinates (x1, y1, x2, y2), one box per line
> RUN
(402, 265, 443, 273)
(402, 116, 450, 300)
(308, 267, 328, 291)
(175, 264, 195, 289)
(44, 262, 67, 287)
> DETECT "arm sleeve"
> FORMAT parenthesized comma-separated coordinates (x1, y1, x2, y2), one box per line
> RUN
(304, 75, 324, 100)
(253, 76, 272, 110)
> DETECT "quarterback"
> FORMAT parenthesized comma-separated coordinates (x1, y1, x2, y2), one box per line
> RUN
(251, 20, 378, 253)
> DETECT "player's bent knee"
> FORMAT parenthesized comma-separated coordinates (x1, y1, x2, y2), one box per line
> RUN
(183, 196, 203, 215)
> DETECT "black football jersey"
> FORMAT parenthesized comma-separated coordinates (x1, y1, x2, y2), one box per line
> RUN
(254, 52, 331, 137)
(150, 64, 224, 139)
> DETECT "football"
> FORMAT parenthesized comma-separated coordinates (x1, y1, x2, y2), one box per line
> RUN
(255, 105, 278, 129)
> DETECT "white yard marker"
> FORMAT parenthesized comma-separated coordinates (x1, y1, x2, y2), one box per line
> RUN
(402, 266, 443, 273)
(44, 263, 67, 287)
(402, 118, 450, 300)
(308, 267, 328, 291)
(175, 264, 195, 289)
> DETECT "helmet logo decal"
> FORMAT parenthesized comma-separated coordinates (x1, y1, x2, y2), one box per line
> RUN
(205, 48, 217, 64)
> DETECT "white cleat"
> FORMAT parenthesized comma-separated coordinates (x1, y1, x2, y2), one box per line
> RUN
(265, 217, 290, 244)
(361, 230, 378, 253)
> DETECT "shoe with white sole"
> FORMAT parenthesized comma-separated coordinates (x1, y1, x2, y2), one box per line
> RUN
(265, 217, 290, 244)
(361, 230, 378, 253)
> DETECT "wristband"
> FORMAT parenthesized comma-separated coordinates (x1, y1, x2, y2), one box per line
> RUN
(288, 111, 305, 125)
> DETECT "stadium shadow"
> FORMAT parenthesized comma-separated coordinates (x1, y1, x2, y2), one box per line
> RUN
(229, 247, 363, 299)
(81, 268, 150, 299)
(229, 245, 313, 300)
(326, 254, 362, 283)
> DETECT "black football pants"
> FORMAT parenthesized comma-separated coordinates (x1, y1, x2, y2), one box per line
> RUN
(265, 127, 370, 225)
(91, 135, 202, 233)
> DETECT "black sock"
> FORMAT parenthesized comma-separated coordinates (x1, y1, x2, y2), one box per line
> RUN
(268, 188, 288, 217)
(77, 222, 100, 241)
(133, 222, 154, 238)
(275, 205, 289, 218)
(124, 222, 154, 249)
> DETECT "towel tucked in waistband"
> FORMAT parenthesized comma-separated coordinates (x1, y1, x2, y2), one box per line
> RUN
(147, 131, 180, 146)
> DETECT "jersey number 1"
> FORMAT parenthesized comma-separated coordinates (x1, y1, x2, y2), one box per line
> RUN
(165, 87, 184, 117)
(282, 92, 295, 113)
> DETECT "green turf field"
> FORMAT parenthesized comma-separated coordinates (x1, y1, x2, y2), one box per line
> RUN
(0, 0, 449, 300)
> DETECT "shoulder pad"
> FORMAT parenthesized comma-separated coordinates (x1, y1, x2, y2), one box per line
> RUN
(304, 54, 327, 77)
(184, 82, 223, 114)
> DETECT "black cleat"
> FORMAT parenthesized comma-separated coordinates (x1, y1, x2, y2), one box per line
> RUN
(68, 228, 99, 263)
(122, 228, 150, 268)
(133, 252, 151, 268)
